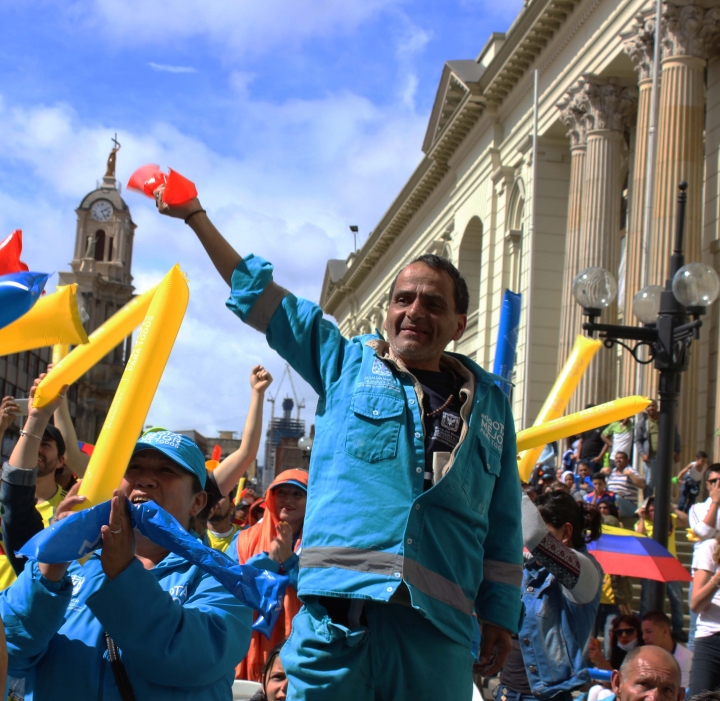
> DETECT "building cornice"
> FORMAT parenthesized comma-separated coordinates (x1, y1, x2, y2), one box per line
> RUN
(319, 0, 581, 316)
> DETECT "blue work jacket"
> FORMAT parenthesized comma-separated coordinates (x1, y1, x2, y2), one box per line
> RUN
(0, 555, 252, 700)
(519, 550, 602, 699)
(226, 255, 523, 647)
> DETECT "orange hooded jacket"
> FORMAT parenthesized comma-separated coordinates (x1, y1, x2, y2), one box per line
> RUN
(235, 469, 308, 682)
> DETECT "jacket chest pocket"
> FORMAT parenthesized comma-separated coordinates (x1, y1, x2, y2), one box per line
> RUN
(344, 392, 405, 463)
(462, 435, 501, 513)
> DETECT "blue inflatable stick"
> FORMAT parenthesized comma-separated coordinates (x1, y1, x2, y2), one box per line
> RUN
(492, 290, 522, 396)
(18, 499, 287, 639)
(0, 271, 49, 330)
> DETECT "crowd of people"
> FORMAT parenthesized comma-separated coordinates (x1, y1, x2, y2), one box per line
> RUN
(0, 182, 716, 700)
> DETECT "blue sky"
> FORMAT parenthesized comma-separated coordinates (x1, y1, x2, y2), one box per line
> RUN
(1, 0, 522, 458)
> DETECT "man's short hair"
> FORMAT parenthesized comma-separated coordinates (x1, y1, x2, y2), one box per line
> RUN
(642, 611, 671, 629)
(592, 472, 606, 482)
(708, 463, 720, 479)
(615, 451, 629, 460)
(43, 424, 66, 457)
(388, 254, 469, 315)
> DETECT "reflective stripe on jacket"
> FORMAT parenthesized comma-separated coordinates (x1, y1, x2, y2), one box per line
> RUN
(226, 255, 523, 647)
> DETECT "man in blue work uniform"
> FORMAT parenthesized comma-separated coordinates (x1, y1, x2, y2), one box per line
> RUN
(156, 187, 524, 699)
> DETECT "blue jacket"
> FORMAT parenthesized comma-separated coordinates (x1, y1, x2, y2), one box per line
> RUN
(1, 554, 252, 700)
(519, 549, 602, 699)
(226, 255, 523, 647)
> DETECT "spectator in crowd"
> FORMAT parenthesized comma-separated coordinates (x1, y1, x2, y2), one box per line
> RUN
(635, 400, 681, 498)
(689, 531, 720, 695)
(233, 499, 252, 528)
(577, 407, 608, 469)
(637, 497, 689, 641)
(249, 642, 288, 701)
(562, 436, 578, 474)
(0, 429, 253, 699)
(678, 452, 710, 514)
(641, 611, 693, 689)
(586, 472, 618, 509)
(607, 452, 645, 518)
(602, 417, 634, 470)
(597, 499, 620, 521)
(588, 614, 642, 672)
(575, 462, 594, 496)
(688, 464, 720, 649)
(498, 491, 602, 701)
(231, 469, 308, 682)
(523, 482, 538, 503)
(206, 485, 240, 552)
(537, 466, 558, 493)
(611, 646, 683, 701)
(156, 187, 524, 699)
(0, 396, 22, 591)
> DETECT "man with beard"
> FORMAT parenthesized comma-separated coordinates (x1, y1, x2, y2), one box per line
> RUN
(206, 486, 240, 552)
(154, 185, 523, 700)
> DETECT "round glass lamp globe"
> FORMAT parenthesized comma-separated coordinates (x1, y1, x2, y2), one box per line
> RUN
(672, 263, 720, 308)
(298, 436, 313, 451)
(632, 285, 663, 324)
(571, 267, 617, 309)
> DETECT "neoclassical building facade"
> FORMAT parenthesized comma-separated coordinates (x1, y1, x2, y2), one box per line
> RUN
(319, 0, 720, 462)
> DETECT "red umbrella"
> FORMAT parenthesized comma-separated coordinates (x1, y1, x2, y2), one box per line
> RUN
(587, 525, 691, 582)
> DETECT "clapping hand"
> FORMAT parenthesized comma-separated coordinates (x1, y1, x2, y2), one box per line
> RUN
(268, 521, 293, 564)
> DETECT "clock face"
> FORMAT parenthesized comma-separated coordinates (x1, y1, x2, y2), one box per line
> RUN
(91, 200, 113, 222)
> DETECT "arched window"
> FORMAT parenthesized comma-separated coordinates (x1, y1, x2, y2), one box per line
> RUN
(94, 230, 106, 261)
(504, 183, 525, 293)
(457, 217, 482, 315)
(107, 236, 114, 261)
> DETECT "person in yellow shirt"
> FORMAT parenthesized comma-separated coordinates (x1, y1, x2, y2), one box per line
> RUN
(206, 486, 241, 552)
(636, 496, 690, 640)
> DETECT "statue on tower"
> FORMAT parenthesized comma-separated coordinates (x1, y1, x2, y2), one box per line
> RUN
(104, 134, 121, 179)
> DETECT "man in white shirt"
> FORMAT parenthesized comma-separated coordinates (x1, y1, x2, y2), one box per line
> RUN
(641, 612, 693, 689)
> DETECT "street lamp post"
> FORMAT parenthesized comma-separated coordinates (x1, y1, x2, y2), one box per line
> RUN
(572, 182, 720, 612)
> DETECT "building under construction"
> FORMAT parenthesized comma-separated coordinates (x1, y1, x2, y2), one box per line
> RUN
(262, 397, 308, 488)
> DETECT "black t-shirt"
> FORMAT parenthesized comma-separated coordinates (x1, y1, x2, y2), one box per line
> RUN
(500, 637, 533, 693)
(412, 368, 463, 491)
(580, 426, 606, 461)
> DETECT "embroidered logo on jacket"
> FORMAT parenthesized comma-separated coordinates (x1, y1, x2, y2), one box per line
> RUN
(480, 414, 504, 453)
(68, 574, 85, 612)
(441, 413, 460, 432)
(169, 584, 189, 604)
(371, 358, 392, 376)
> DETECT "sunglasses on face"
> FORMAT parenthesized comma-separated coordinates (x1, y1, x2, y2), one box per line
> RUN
(615, 628, 636, 637)
(708, 478, 720, 486)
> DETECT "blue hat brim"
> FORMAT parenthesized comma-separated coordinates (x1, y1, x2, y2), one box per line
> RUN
(270, 479, 307, 491)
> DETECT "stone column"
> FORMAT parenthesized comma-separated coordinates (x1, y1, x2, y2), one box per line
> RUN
(576, 77, 637, 407)
(556, 85, 588, 378)
(621, 9, 657, 398)
(652, 0, 720, 459)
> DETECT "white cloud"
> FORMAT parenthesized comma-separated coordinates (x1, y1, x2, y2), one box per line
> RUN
(148, 62, 197, 74)
(83, 0, 402, 57)
(0, 87, 426, 459)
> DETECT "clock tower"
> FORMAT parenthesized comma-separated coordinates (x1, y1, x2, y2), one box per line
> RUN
(57, 137, 137, 442)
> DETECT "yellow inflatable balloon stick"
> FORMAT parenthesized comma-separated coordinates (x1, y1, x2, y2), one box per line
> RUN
(75, 265, 188, 509)
(516, 396, 651, 454)
(33, 285, 157, 408)
(518, 334, 602, 481)
(0, 284, 89, 356)
(52, 344, 71, 365)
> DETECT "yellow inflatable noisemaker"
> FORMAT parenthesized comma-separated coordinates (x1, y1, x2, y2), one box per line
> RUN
(516, 396, 651, 455)
(0, 284, 89, 356)
(75, 265, 188, 509)
(518, 335, 602, 480)
(33, 286, 157, 408)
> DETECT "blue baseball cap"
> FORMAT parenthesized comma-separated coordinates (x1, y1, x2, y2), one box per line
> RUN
(133, 430, 207, 489)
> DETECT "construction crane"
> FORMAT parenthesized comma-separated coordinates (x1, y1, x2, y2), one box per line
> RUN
(267, 363, 306, 421)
